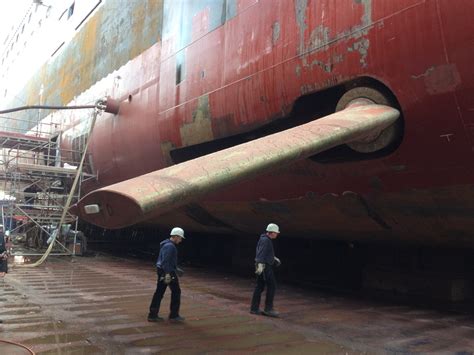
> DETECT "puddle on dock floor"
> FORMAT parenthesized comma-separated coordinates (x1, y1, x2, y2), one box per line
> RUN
(37, 344, 103, 355)
(22, 333, 89, 345)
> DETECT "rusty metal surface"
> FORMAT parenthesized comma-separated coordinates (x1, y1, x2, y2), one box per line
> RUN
(68, 0, 472, 246)
(1, 0, 473, 244)
(1, 0, 163, 131)
(148, 183, 474, 246)
(5, 0, 472, 184)
(75, 104, 399, 229)
(2, 254, 474, 353)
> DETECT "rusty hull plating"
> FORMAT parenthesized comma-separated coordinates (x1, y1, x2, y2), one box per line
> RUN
(77, 104, 399, 228)
(2, 0, 474, 244)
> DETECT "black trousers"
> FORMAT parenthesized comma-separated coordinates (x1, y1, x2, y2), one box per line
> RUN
(0, 257, 7, 273)
(149, 268, 181, 318)
(251, 265, 276, 312)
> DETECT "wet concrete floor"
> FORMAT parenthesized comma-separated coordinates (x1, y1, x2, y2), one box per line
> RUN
(1, 254, 474, 354)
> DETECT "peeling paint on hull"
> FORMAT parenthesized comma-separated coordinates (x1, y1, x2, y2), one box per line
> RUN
(2, 0, 474, 245)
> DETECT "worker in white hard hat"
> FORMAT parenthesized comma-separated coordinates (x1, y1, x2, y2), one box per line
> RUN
(148, 227, 186, 322)
(250, 223, 281, 318)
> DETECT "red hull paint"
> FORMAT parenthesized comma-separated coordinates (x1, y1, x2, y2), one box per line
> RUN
(59, 0, 473, 243)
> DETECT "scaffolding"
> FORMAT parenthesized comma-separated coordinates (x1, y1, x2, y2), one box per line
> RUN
(0, 110, 97, 256)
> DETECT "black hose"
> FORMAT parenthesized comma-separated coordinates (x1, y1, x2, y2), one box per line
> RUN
(0, 104, 97, 114)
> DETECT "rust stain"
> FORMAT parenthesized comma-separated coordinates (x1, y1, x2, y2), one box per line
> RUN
(4, 1, 163, 129)
(295, 64, 302, 77)
(342, 191, 392, 229)
(297, 0, 372, 69)
(347, 38, 370, 68)
(412, 64, 461, 95)
(130, 2, 147, 59)
(411, 66, 435, 79)
(25, 66, 46, 107)
(308, 25, 331, 52)
(76, 14, 99, 101)
(310, 60, 333, 73)
(160, 141, 176, 165)
(76, 104, 399, 229)
(357, 0, 373, 27)
(295, 0, 308, 55)
(180, 95, 214, 146)
(351, 0, 372, 67)
(299, 23, 334, 73)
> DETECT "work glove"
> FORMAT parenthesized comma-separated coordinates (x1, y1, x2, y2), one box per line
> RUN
(274, 257, 281, 267)
(255, 263, 265, 275)
(176, 267, 184, 277)
(164, 273, 172, 284)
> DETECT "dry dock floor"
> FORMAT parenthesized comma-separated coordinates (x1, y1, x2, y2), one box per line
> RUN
(1, 254, 474, 354)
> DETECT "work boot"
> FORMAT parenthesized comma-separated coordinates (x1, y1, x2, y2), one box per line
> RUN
(169, 315, 185, 322)
(147, 314, 163, 322)
(250, 309, 262, 315)
(262, 309, 279, 318)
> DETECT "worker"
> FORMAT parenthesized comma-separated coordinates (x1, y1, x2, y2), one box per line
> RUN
(148, 227, 185, 322)
(0, 226, 8, 324)
(0, 225, 7, 275)
(250, 223, 281, 317)
(5, 230, 12, 254)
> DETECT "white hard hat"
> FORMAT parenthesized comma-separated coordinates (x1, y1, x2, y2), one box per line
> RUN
(266, 223, 280, 233)
(170, 227, 185, 238)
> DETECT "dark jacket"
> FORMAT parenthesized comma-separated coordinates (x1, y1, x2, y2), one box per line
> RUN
(156, 239, 177, 273)
(255, 233, 275, 265)
(0, 232, 7, 273)
(0, 233, 5, 254)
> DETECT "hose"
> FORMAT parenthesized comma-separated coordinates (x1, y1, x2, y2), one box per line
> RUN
(0, 104, 96, 114)
(0, 339, 35, 354)
(17, 106, 100, 267)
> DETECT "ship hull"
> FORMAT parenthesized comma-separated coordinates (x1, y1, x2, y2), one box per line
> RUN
(3, 0, 473, 244)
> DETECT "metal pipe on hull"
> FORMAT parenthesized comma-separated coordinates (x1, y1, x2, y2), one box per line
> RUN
(75, 104, 400, 229)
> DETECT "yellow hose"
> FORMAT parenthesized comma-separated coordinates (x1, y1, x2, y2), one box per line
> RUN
(18, 108, 100, 267)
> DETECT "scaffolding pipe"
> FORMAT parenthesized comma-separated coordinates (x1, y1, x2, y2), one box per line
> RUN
(0, 97, 115, 265)
(18, 106, 101, 267)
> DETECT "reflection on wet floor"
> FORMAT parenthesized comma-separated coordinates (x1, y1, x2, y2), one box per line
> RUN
(13, 256, 30, 265)
(0, 254, 474, 354)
